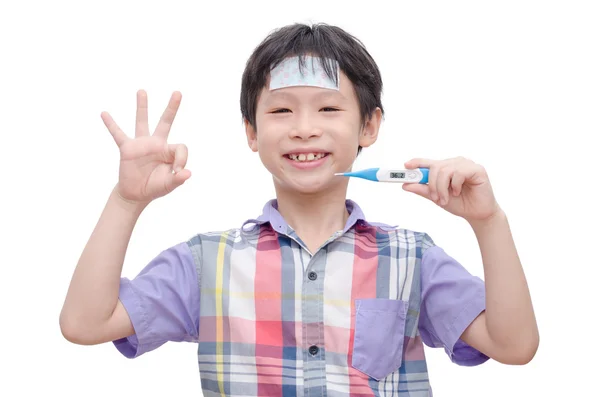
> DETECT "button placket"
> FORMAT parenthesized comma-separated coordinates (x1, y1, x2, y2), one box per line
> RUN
(302, 250, 326, 388)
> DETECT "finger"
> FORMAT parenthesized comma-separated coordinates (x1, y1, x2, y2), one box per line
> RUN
(135, 89, 149, 138)
(436, 166, 453, 206)
(428, 164, 440, 202)
(450, 171, 466, 196)
(100, 111, 128, 147)
(172, 144, 188, 173)
(166, 143, 188, 172)
(402, 183, 431, 199)
(404, 158, 435, 169)
(154, 91, 182, 139)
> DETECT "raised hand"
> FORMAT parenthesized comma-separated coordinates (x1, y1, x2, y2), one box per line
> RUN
(101, 90, 191, 204)
(403, 157, 501, 224)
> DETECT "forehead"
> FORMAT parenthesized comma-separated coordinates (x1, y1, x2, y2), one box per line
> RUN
(269, 56, 339, 90)
(259, 59, 356, 106)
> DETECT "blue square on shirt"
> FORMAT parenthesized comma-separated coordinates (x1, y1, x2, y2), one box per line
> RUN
(283, 346, 296, 361)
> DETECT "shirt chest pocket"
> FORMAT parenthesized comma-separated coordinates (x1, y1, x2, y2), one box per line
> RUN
(351, 298, 409, 381)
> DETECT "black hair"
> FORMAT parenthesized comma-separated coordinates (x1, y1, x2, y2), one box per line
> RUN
(240, 22, 384, 153)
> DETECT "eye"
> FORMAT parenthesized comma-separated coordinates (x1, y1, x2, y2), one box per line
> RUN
(321, 107, 340, 112)
(270, 108, 291, 114)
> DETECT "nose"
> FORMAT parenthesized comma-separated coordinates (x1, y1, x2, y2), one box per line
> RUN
(288, 113, 323, 140)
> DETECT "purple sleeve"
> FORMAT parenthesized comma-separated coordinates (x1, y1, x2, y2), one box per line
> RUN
(418, 241, 489, 366)
(113, 242, 200, 358)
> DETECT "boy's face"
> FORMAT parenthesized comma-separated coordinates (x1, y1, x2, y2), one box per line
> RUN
(245, 69, 382, 195)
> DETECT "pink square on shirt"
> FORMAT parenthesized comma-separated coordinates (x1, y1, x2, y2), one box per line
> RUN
(198, 316, 216, 342)
(254, 293, 282, 321)
(228, 317, 257, 344)
(324, 325, 351, 354)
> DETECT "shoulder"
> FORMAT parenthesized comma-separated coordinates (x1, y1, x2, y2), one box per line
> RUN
(184, 226, 240, 248)
(183, 225, 253, 262)
(185, 226, 249, 246)
(362, 220, 437, 252)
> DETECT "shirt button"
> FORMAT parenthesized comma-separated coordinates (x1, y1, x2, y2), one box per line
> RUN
(309, 345, 319, 356)
(308, 271, 318, 281)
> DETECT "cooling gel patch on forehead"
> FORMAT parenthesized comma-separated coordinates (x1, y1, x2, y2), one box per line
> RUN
(269, 56, 339, 91)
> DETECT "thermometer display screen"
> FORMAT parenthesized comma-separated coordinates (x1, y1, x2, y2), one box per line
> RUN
(390, 172, 406, 179)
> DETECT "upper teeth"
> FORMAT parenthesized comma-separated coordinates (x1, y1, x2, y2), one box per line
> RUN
(288, 153, 326, 161)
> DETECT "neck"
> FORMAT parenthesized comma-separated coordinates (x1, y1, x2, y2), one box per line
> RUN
(274, 184, 350, 241)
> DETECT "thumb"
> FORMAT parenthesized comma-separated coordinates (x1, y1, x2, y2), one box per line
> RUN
(402, 183, 431, 200)
(165, 169, 192, 192)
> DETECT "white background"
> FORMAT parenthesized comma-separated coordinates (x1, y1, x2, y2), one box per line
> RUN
(1, 0, 598, 396)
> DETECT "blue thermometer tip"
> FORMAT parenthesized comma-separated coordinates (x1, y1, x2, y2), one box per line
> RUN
(334, 167, 380, 181)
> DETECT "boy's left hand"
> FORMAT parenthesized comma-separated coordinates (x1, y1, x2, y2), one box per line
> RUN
(403, 157, 502, 224)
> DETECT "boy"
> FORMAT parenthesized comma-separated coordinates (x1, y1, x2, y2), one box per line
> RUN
(60, 23, 538, 396)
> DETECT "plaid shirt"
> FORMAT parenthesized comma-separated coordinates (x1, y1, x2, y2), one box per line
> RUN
(114, 199, 488, 396)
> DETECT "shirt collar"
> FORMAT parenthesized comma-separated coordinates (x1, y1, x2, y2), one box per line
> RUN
(241, 198, 370, 234)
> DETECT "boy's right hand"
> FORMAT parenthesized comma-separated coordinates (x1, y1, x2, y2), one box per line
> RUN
(101, 90, 191, 205)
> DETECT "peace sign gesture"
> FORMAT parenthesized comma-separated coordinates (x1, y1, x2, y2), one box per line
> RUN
(101, 90, 191, 205)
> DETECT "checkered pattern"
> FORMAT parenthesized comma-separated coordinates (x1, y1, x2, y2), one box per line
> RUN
(187, 210, 435, 396)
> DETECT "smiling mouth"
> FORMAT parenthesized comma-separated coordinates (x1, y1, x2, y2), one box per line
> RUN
(285, 153, 330, 162)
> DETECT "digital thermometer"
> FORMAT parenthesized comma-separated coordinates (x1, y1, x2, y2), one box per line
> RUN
(334, 168, 429, 184)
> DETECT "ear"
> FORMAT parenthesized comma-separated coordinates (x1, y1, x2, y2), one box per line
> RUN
(358, 107, 382, 148)
(244, 119, 258, 152)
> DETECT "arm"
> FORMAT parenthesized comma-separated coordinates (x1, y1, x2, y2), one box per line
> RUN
(460, 210, 539, 364)
(404, 156, 538, 366)
(59, 187, 146, 345)
(60, 90, 190, 346)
